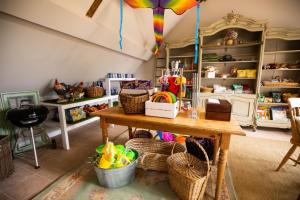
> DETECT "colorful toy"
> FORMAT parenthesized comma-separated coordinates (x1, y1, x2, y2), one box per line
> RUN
(120, 0, 204, 63)
(151, 92, 175, 103)
(95, 142, 137, 169)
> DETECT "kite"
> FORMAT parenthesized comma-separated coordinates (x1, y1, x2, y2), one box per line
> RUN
(120, 0, 205, 64)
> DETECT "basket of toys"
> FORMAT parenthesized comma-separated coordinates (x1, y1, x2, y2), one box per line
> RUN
(93, 140, 139, 188)
(125, 138, 186, 172)
(167, 138, 211, 200)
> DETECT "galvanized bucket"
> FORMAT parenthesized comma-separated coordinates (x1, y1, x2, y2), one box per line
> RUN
(94, 153, 138, 188)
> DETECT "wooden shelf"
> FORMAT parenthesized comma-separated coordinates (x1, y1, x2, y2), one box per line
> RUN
(262, 68, 300, 71)
(264, 49, 300, 54)
(183, 70, 197, 72)
(202, 42, 261, 49)
(257, 102, 288, 106)
(169, 55, 194, 58)
(202, 60, 258, 64)
(260, 86, 300, 89)
(256, 119, 290, 129)
(201, 77, 256, 80)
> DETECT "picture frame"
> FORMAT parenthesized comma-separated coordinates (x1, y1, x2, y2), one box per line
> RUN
(0, 91, 40, 110)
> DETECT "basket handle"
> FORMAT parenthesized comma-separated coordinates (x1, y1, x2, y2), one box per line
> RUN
(140, 153, 148, 170)
(189, 138, 211, 176)
(171, 143, 176, 155)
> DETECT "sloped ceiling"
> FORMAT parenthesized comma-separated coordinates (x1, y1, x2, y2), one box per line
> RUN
(0, 0, 188, 60)
(166, 0, 300, 43)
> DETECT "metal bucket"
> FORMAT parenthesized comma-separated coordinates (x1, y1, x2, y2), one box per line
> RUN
(94, 153, 138, 188)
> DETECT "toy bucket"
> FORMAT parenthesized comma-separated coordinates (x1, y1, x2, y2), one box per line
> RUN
(94, 152, 138, 188)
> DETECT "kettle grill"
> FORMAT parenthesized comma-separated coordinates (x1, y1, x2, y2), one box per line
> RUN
(6, 104, 49, 169)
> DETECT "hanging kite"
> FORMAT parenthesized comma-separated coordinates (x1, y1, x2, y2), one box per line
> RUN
(119, 0, 206, 63)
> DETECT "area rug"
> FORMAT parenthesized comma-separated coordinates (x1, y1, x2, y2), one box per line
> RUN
(229, 135, 300, 200)
(33, 131, 234, 200)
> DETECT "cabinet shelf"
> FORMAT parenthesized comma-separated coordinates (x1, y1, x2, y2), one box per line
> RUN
(202, 60, 258, 64)
(169, 55, 194, 58)
(262, 68, 300, 71)
(201, 77, 256, 80)
(260, 86, 300, 89)
(202, 42, 261, 49)
(257, 102, 288, 106)
(264, 49, 300, 54)
(183, 70, 197, 72)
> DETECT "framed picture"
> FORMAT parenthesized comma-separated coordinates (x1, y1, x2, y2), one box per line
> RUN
(0, 91, 40, 110)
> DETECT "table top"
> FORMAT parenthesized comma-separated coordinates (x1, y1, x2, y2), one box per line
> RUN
(92, 107, 245, 136)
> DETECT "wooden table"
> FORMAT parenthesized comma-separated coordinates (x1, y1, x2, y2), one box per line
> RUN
(93, 107, 245, 200)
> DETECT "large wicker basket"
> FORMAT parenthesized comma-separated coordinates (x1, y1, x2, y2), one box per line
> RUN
(167, 138, 211, 200)
(119, 92, 149, 114)
(0, 135, 14, 179)
(125, 138, 186, 172)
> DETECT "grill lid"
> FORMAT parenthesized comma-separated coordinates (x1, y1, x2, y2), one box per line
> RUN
(6, 105, 49, 128)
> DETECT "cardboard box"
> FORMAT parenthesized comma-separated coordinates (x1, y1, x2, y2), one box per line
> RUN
(145, 101, 178, 118)
(205, 99, 232, 121)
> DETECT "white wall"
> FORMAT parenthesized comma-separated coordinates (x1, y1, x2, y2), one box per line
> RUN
(0, 12, 153, 96)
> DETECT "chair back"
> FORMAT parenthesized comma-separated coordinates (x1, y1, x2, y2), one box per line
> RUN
(288, 98, 300, 144)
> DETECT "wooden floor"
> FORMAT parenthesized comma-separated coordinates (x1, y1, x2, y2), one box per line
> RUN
(0, 123, 292, 200)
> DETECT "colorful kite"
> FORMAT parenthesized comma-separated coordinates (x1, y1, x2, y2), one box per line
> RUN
(120, 0, 204, 63)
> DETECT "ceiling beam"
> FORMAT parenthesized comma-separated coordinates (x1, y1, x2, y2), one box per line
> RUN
(86, 0, 102, 18)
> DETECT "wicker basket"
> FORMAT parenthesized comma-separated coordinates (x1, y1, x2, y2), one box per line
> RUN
(86, 86, 104, 98)
(0, 135, 14, 179)
(263, 81, 299, 87)
(167, 138, 211, 200)
(125, 138, 186, 172)
(119, 92, 149, 114)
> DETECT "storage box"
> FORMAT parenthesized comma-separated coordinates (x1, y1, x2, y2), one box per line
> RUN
(205, 99, 232, 121)
(205, 71, 216, 78)
(145, 101, 178, 118)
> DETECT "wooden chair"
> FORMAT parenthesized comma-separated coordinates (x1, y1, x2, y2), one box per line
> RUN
(276, 98, 300, 171)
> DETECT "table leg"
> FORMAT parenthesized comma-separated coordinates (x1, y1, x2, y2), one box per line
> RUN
(58, 107, 70, 150)
(213, 136, 220, 165)
(215, 134, 231, 200)
(100, 118, 108, 143)
(128, 126, 133, 139)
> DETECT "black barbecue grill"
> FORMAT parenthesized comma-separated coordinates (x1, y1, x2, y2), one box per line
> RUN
(6, 104, 49, 169)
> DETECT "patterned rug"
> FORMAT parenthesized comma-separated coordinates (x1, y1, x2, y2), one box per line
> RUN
(33, 131, 235, 200)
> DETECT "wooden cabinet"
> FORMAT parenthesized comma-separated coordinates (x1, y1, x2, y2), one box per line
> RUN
(255, 28, 300, 129)
(159, 12, 300, 130)
(197, 12, 266, 128)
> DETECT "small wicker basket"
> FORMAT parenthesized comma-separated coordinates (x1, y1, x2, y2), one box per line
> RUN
(167, 138, 211, 200)
(0, 135, 14, 179)
(119, 92, 149, 114)
(86, 86, 104, 98)
(125, 138, 186, 172)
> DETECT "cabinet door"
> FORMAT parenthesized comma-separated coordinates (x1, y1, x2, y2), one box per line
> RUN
(230, 97, 255, 126)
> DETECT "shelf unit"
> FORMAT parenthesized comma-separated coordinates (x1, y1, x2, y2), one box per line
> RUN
(41, 95, 118, 150)
(197, 12, 266, 128)
(165, 39, 199, 101)
(256, 28, 300, 129)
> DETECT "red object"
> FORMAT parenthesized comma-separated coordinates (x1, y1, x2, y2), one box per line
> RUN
(167, 77, 179, 95)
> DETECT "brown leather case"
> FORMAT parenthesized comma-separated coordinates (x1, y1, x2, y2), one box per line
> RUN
(205, 99, 232, 121)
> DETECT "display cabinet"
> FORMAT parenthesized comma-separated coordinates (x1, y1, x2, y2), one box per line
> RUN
(256, 28, 300, 129)
(198, 12, 267, 128)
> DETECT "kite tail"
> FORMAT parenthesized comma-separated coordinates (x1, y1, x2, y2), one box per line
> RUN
(194, 2, 200, 64)
(153, 7, 164, 55)
(119, 0, 123, 50)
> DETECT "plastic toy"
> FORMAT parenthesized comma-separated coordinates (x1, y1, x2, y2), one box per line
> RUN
(95, 142, 137, 169)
